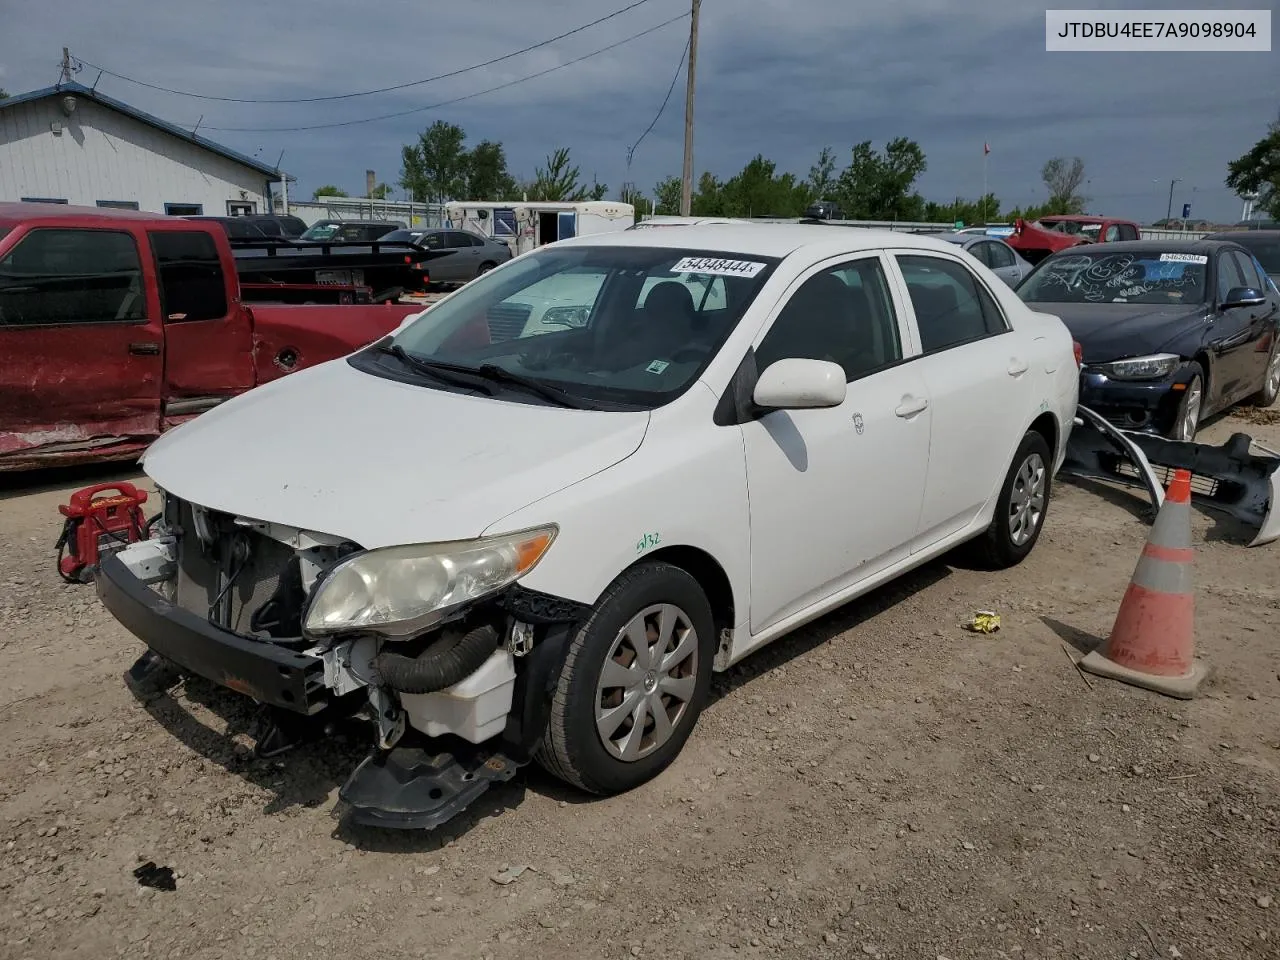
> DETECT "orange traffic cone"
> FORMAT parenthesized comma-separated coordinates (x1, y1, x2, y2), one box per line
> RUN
(1079, 468, 1208, 699)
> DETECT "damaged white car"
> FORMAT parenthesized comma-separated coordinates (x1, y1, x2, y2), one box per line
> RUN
(98, 224, 1080, 829)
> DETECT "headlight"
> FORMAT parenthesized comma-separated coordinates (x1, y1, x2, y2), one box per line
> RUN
(1098, 353, 1180, 381)
(304, 525, 557, 637)
(541, 305, 589, 327)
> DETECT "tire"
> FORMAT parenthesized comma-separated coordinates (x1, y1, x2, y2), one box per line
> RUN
(970, 430, 1053, 569)
(476, 261, 497, 277)
(534, 562, 716, 795)
(1171, 368, 1204, 441)
(1250, 339, 1280, 408)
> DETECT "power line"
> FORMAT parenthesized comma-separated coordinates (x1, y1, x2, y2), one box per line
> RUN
(78, 0, 660, 105)
(199, 14, 689, 133)
(626, 36, 690, 168)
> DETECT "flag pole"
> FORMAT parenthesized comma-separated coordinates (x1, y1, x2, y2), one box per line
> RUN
(982, 142, 988, 224)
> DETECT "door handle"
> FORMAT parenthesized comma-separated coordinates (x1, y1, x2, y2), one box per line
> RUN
(128, 341, 161, 356)
(1008, 357, 1029, 376)
(895, 395, 929, 418)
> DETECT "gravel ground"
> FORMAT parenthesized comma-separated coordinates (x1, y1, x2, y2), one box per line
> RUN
(0, 411, 1277, 960)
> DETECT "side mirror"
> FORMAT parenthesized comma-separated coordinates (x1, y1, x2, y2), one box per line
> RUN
(1221, 287, 1267, 309)
(753, 358, 847, 410)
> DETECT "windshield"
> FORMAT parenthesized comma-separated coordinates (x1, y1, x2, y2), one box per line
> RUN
(380, 245, 780, 408)
(300, 222, 339, 241)
(1018, 251, 1208, 305)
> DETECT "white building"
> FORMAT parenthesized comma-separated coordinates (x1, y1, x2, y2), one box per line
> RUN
(0, 81, 287, 216)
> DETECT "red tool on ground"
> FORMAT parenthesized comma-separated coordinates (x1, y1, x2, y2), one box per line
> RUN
(55, 482, 150, 583)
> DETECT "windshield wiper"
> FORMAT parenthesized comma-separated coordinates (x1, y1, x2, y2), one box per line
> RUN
(473, 364, 592, 409)
(375, 342, 496, 395)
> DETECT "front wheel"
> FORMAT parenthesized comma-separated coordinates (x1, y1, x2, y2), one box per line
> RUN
(534, 562, 715, 795)
(476, 261, 496, 278)
(970, 430, 1052, 569)
(1171, 369, 1204, 441)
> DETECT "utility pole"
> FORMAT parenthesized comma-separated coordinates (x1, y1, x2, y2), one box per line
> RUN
(1165, 178, 1182, 221)
(59, 47, 72, 85)
(679, 0, 701, 216)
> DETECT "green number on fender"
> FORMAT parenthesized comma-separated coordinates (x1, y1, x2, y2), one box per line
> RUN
(636, 532, 661, 553)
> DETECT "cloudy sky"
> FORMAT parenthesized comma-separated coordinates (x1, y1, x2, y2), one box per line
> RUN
(3, 0, 1276, 221)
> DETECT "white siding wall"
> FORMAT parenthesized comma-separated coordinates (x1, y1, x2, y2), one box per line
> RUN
(0, 96, 270, 215)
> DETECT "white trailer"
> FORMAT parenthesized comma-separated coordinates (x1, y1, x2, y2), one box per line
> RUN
(445, 200, 635, 255)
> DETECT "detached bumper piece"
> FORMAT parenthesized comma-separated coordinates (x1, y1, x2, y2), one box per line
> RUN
(1063, 405, 1280, 547)
(97, 553, 329, 714)
(338, 735, 521, 830)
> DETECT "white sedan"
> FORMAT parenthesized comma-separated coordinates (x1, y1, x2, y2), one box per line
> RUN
(99, 225, 1080, 828)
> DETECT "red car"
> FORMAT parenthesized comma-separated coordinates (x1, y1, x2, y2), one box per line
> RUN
(0, 203, 425, 471)
(1007, 215, 1142, 265)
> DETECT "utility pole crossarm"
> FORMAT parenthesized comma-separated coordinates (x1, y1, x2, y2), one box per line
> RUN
(680, 0, 701, 217)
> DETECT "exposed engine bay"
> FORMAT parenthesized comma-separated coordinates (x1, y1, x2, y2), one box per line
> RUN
(98, 491, 590, 830)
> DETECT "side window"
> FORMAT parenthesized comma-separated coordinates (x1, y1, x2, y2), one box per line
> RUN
(897, 255, 1005, 353)
(1117, 224, 1140, 241)
(987, 241, 1015, 269)
(149, 231, 228, 322)
(967, 242, 992, 267)
(445, 231, 473, 248)
(1230, 251, 1265, 292)
(0, 228, 145, 327)
(755, 257, 902, 383)
(421, 232, 445, 250)
(1216, 253, 1246, 302)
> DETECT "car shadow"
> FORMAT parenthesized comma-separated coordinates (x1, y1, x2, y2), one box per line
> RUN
(0, 460, 147, 501)
(1059, 475, 1155, 522)
(705, 556, 954, 707)
(134, 557, 957, 850)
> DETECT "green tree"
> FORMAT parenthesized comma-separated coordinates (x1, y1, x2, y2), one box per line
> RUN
(834, 138, 927, 220)
(467, 139, 518, 200)
(312, 184, 348, 199)
(370, 182, 392, 199)
(530, 147, 586, 201)
(714, 155, 812, 218)
(0, 88, 8, 100)
(923, 193, 1003, 224)
(692, 171, 725, 216)
(1226, 113, 1280, 219)
(400, 120, 470, 204)
(808, 146, 838, 200)
(1041, 156, 1087, 214)
(653, 176, 682, 215)
(588, 179, 609, 201)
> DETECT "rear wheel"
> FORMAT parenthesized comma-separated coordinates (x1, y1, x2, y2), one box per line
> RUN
(1250, 340, 1280, 408)
(1171, 369, 1204, 441)
(476, 261, 497, 277)
(534, 562, 715, 795)
(970, 430, 1052, 569)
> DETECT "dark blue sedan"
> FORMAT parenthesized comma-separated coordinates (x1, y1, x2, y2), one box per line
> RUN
(1016, 240, 1280, 440)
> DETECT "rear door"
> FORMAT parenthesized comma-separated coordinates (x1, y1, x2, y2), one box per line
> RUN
(447, 231, 483, 279)
(984, 240, 1025, 287)
(147, 228, 254, 425)
(0, 224, 164, 463)
(887, 250, 1037, 548)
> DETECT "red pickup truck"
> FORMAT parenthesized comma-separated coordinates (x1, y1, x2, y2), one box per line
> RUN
(0, 203, 426, 471)
(1006, 215, 1142, 265)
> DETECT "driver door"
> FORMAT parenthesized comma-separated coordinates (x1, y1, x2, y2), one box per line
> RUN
(741, 254, 931, 637)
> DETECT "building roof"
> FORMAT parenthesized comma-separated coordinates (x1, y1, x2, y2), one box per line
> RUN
(0, 81, 289, 180)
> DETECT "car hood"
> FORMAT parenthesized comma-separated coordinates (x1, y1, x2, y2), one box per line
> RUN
(1029, 302, 1205, 363)
(142, 359, 650, 548)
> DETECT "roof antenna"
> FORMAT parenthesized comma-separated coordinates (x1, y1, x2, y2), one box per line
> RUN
(191, 114, 204, 136)
(58, 47, 71, 87)
(90, 69, 103, 92)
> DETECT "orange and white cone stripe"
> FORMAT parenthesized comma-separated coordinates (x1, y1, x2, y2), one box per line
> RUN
(1080, 469, 1208, 699)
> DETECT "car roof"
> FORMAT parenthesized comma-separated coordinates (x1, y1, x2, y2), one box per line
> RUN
(0, 201, 172, 225)
(915, 231, 975, 245)
(552, 223, 969, 259)
(1046, 238, 1241, 256)
(1207, 230, 1280, 242)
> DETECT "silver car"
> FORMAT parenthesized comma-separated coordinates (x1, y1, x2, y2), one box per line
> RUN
(380, 228, 513, 285)
(925, 231, 1032, 287)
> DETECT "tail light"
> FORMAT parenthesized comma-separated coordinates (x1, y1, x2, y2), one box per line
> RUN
(1073, 340, 1083, 368)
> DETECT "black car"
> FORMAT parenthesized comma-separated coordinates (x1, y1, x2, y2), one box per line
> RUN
(1016, 239, 1280, 440)
(1205, 230, 1280, 290)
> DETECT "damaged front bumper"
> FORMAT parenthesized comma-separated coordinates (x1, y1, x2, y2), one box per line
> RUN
(1062, 404, 1280, 546)
(97, 529, 589, 830)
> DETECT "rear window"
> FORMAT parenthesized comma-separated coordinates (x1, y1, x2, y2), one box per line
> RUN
(150, 230, 228, 322)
